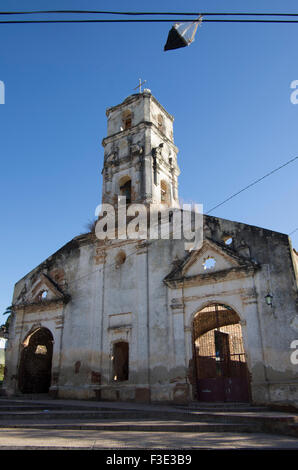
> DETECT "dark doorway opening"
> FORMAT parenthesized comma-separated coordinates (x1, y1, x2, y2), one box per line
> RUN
(113, 341, 129, 382)
(193, 304, 251, 402)
(18, 327, 53, 394)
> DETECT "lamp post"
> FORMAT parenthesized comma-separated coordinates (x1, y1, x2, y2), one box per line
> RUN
(265, 293, 273, 307)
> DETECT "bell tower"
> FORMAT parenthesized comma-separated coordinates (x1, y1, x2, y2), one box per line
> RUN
(101, 89, 180, 208)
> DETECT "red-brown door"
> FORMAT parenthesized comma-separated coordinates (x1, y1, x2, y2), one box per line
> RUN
(193, 305, 250, 403)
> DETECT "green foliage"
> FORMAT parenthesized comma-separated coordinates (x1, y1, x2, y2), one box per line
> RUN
(2, 306, 12, 317)
(1, 306, 12, 335)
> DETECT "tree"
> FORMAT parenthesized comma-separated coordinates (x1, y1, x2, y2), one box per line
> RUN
(0, 306, 12, 336)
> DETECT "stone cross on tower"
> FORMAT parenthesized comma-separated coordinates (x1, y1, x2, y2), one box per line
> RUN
(134, 78, 147, 94)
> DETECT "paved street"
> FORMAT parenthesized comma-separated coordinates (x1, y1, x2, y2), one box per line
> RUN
(0, 427, 297, 449)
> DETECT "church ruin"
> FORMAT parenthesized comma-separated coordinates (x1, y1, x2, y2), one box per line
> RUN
(3, 90, 298, 407)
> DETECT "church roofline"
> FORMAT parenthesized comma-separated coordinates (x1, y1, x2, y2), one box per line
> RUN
(13, 213, 290, 289)
(204, 213, 289, 239)
(14, 232, 94, 286)
(105, 91, 175, 122)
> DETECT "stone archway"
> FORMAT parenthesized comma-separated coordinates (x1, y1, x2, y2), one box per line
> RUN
(18, 327, 53, 394)
(192, 303, 251, 402)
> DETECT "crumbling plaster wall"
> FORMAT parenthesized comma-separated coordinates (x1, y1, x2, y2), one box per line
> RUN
(4, 235, 91, 396)
(102, 92, 179, 208)
(5, 212, 298, 406)
(199, 215, 298, 406)
(57, 236, 186, 402)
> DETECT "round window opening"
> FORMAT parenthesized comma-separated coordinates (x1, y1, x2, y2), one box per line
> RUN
(203, 257, 216, 271)
(223, 236, 233, 246)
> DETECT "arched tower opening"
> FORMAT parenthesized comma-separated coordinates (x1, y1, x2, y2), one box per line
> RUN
(119, 175, 132, 204)
(122, 109, 132, 130)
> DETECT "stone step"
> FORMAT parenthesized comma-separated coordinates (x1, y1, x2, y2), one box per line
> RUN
(180, 401, 251, 407)
(0, 404, 118, 412)
(0, 397, 273, 412)
(0, 409, 211, 421)
(189, 411, 298, 426)
(0, 398, 266, 411)
(0, 410, 167, 420)
(0, 409, 296, 434)
(0, 399, 143, 412)
(288, 424, 298, 437)
(178, 405, 267, 412)
(178, 401, 268, 409)
(0, 420, 257, 433)
(0, 398, 296, 437)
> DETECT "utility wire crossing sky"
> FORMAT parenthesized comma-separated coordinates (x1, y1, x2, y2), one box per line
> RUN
(2, 9, 298, 23)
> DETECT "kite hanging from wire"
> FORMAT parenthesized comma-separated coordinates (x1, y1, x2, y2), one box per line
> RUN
(164, 15, 203, 51)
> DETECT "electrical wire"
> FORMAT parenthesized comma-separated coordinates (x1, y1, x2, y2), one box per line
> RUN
(1, 10, 296, 292)
(24, 150, 298, 290)
(2, 19, 298, 24)
(69, 151, 298, 284)
(2, 10, 298, 24)
(1, 10, 298, 16)
(205, 156, 298, 214)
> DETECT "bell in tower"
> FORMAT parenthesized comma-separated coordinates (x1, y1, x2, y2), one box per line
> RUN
(101, 89, 180, 209)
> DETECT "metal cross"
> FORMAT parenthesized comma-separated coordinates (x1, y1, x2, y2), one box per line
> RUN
(134, 78, 146, 93)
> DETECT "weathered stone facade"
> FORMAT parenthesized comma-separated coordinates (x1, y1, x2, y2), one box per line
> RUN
(3, 91, 298, 407)
(102, 91, 180, 208)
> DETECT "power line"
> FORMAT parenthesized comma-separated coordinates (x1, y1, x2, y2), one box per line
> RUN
(26, 151, 298, 289)
(206, 156, 298, 215)
(2, 10, 298, 24)
(75, 152, 298, 283)
(1, 10, 298, 16)
(2, 19, 298, 24)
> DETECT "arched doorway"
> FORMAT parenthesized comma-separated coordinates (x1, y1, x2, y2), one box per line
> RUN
(192, 304, 250, 402)
(18, 327, 53, 394)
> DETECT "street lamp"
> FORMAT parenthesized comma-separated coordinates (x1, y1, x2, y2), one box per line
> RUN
(265, 293, 273, 307)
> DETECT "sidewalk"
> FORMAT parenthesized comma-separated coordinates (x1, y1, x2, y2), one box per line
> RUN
(0, 427, 298, 449)
(0, 396, 297, 449)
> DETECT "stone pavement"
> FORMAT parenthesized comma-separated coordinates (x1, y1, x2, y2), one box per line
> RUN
(0, 396, 297, 449)
(0, 427, 298, 449)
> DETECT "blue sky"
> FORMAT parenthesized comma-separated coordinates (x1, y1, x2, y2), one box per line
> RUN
(0, 0, 298, 316)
